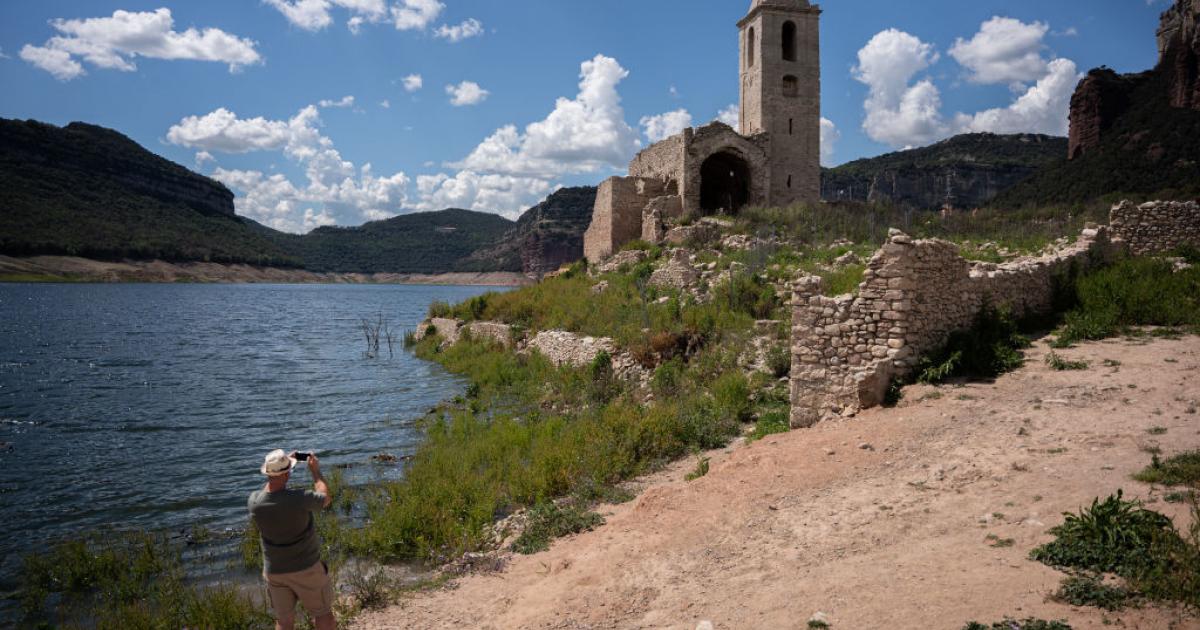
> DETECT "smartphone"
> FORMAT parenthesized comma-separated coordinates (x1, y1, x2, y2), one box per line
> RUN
(295, 452, 312, 461)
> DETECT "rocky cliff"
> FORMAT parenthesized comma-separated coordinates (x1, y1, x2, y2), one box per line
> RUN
(1070, 0, 1199, 159)
(1159, 0, 1200, 110)
(820, 133, 1066, 211)
(999, 0, 1200, 206)
(464, 186, 598, 276)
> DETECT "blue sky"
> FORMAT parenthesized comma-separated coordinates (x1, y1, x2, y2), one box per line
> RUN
(0, 1, 1169, 232)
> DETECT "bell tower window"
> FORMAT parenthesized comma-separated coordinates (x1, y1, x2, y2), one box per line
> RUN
(782, 75, 799, 98)
(782, 21, 797, 62)
(748, 27, 756, 68)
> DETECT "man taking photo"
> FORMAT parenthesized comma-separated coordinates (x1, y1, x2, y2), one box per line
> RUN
(249, 449, 336, 630)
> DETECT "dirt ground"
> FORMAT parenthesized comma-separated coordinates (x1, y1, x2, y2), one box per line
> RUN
(355, 336, 1200, 630)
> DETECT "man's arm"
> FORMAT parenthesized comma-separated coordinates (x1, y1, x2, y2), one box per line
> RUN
(305, 453, 333, 510)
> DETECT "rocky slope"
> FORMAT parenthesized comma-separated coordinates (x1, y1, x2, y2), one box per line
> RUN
(1004, 0, 1200, 205)
(820, 133, 1067, 211)
(464, 186, 598, 276)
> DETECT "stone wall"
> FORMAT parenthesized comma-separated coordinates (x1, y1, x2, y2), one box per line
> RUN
(790, 227, 1114, 428)
(527, 330, 648, 383)
(583, 177, 666, 262)
(1110, 200, 1200, 255)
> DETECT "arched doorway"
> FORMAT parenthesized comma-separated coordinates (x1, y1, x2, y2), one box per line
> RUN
(700, 152, 751, 215)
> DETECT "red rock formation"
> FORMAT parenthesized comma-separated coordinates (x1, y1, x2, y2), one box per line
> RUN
(1068, 0, 1199, 160)
(1157, 0, 1200, 110)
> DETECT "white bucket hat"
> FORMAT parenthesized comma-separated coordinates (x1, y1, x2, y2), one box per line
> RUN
(261, 449, 296, 477)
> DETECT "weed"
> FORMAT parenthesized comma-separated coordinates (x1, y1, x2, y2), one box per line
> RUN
(916, 305, 1027, 384)
(511, 503, 605, 555)
(985, 534, 1016, 548)
(685, 455, 711, 481)
(1164, 490, 1195, 504)
(1056, 258, 1200, 346)
(1052, 575, 1133, 611)
(343, 565, 396, 610)
(807, 621, 831, 629)
(962, 618, 1072, 630)
(1134, 451, 1200, 486)
(1045, 351, 1089, 371)
(1146, 426, 1168, 436)
(766, 343, 792, 378)
(748, 409, 791, 442)
(1102, 359, 1122, 368)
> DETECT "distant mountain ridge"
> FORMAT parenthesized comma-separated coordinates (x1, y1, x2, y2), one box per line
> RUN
(463, 186, 598, 276)
(820, 133, 1067, 210)
(0, 118, 531, 275)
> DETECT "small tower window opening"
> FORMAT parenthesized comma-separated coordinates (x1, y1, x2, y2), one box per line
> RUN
(748, 28, 756, 68)
(782, 75, 799, 98)
(789, 118, 793, 135)
(787, 175, 792, 189)
(782, 21, 797, 62)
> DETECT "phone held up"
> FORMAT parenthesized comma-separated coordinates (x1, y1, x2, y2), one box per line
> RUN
(294, 452, 313, 462)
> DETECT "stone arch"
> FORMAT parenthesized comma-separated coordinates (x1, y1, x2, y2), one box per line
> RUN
(782, 21, 797, 62)
(700, 151, 752, 215)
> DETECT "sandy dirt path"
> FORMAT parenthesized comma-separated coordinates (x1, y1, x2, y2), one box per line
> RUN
(355, 336, 1200, 630)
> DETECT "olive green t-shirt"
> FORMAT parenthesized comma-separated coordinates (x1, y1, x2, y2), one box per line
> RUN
(247, 487, 326, 575)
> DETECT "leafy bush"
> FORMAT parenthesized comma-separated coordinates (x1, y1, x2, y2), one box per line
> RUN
(917, 305, 1028, 384)
(1056, 258, 1200, 346)
(1030, 491, 1173, 575)
(1045, 351, 1088, 371)
(511, 503, 605, 555)
(1053, 575, 1133, 611)
(684, 455, 711, 481)
(1134, 451, 1200, 486)
(962, 620, 1071, 630)
(749, 409, 791, 442)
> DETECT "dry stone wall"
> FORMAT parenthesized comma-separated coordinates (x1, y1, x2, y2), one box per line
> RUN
(790, 227, 1115, 428)
(1109, 200, 1200, 255)
(583, 177, 666, 262)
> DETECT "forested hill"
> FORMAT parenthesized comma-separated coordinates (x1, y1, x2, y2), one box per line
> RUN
(0, 118, 521, 274)
(262, 209, 517, 274)
(821, 133, 1067, 210)
(0, 118, 300, 266)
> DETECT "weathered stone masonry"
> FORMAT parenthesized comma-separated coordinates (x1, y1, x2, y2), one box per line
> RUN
(789, 228, 1115, 428)
(1110, 200, 1200, 255)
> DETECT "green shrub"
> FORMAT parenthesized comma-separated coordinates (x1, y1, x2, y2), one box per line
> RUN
(1057, 258, 1200, 345)
(962, 620, 1072, 630)
(1053, 575, 1133, 611)
(1045, 351, 1089, 371)
(748, 409, 791, 442)
(684, 455, 711, 481)
(766, 343, 792, 378)
(511, 503, 605, 555)
(1134, 451, 1200, 486)
(917, 305, 1028, 384)
(1030, 491, 1173, 575)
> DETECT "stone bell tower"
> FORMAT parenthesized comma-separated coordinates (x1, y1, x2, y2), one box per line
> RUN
(738, 0, 821, 206)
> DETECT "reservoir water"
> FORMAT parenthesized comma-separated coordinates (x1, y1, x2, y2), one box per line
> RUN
(0, 282, 496, 591)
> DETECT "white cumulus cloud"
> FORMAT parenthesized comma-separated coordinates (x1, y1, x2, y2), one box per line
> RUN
(715, 103, 740, 128)
(820, 117, 840, 167)
(949, 17, 1050, 87)
(391, 0, 444, 30)
(446, 80, 489, 106)
(434, 18, 483, 43)
(854, 28, 948, 148)
(640, 109, 692, 143)
(168, 105, 410, 232)
(319, 95, 355, 108)
(19, 8, 261, 81)
(953, 58, 1080, 135)
(854, 20, 1081, 149)
(266, 0, 415, 33)
(402, 73, 423, 92)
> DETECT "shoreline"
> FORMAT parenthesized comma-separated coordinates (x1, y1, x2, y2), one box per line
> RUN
(0, 255, 534, 287)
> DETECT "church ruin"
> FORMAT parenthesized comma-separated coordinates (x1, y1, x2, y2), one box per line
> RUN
(583, 0, 822, 261)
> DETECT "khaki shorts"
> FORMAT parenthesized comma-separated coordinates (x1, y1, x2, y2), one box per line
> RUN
(264, 561, 334, 622)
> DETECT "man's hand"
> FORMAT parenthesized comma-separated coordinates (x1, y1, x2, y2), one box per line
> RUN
(306, 452, 321, 477)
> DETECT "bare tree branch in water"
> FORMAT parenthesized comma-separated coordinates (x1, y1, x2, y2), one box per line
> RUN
(360, 314, 394, 359)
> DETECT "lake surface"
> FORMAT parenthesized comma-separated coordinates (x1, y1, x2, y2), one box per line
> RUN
(0, 283, 497, 589)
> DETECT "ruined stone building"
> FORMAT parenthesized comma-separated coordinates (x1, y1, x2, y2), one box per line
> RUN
(583, 0, 821, 261)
